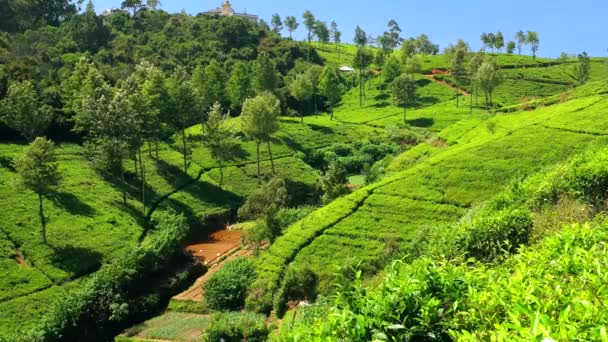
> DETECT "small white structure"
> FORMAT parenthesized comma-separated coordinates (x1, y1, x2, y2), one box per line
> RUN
(205, 1, 258, 22)
(339, 66, 355, 73)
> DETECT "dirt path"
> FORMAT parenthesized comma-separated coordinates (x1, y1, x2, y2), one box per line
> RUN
(173, 230, 257, 302)
(424, 73, 470, 96)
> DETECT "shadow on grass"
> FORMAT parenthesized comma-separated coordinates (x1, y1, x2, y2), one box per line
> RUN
(308, 124, 335, 135)
(374, 93, 390, 101)
(418, 96, 441, 106)
(408, 118, 435, 128)
(416, 79, 432, 87)
(0, 156, 16, 171)
(372, 101, 391, 108)
(278, 136, 304, 152)
(49, 192, 96, 217)
(51, 244, 103, 278)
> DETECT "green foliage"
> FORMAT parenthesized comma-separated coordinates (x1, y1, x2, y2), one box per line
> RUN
(238, 177, 289, 220)
(205, 312, 269, 342)
(227, 61, 253, 112)
(575, 52, 591, 84)
(383, 55, 402, 83)
(0, 81, 51, 141)
(320, 162, 350, 204)
(15, 137, 61, 197)
(203, 258, 256, 311)
(27, 210, 192, 342)
(274, 265, 319, 317)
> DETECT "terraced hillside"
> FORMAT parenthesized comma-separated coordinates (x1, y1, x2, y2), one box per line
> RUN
(250, 81, 608, 309)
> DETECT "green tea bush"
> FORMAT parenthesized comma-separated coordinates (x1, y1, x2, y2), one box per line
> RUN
(25, 210, 197, 342)
(203, 258, 256, 311)
(204, 312, 269, 342)
(273, 265, 319, 318)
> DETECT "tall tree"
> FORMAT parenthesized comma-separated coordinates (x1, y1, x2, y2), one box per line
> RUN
(289, 73, 314, 123)
(495, 31, 505, 52)
(15, 137, 62, 244)
(515, 30, 527, 55)
(451, 47, 467, 108)
(330, 21, 341, 54)
(121, 0, 144, 15)
(320, 161, 349, 204)
(400, 38, 416, 63)
(284, 16, 299, 39)
(486, 33, 496, 52)
(506, 41, 516, 54)
(72, 66, 113, 134)
(469, 52, 485, 113)
(353, 48, 373, 107)
(526, 31, 540, 59)
(318, 65, 343, 120)
(476, 59, 501, 112)
(387, 19, 402, 49)
(252, 52, 280, 94)
(193, 60, 227, 111)
(415, 34, 439, 55)
(480, 33, 489, 52)
(168, 68, 202, 174)
(575, 52, 591, 84)
(354, 26, 367, 47)
(0, 81, 51, 141)
(303, 10, 316, 44)
(241, 92, 281, 183)
(227, 61, 252, 113)
(392, 74, 418, 124)
(384, 56, 402, 84)
(315, 21, 330, 47)
(271, 14, 283, 35)
(69, 0, 111, 52)
(141, 66, 171, 160)
(203, 103, 236, 188)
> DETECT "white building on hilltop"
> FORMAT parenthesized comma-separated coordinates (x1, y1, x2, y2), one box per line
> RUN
(204, 1, 258, 22)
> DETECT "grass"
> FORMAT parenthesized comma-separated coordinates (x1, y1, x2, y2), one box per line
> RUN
(251, 81, 608, 308)
(120, 312, 209, 342)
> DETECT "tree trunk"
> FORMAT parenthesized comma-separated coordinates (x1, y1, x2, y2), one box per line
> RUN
(38, 193, 46, 244)
(181, 128, 188, 174)
(267, 141, 275, 175)
(256, 140, 261, 185)
(359, 70, 363, 107)
(133, 156, 138, 178)
(121, 167, 127, 206)
(155, 139, 159, 160)
(139, 147, 145, 214)
(403, 105, 407, 124)
(456, 87, 459, 108)
(314, 93, 318, 116)
(218, 157, 224, 189)
(469, 88, 473, 116)
(148, 141, 152, 158)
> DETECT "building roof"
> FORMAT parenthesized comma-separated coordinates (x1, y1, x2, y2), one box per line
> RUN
(339, 66, 355, 72)
(204, 1, 258, 20)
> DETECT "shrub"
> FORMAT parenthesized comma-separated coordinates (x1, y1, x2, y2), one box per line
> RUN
(238, 177, 289, 220)
(203, 258, 256, 311)
(26, 211, 195, 342)
(205, 312, 269, 342)
(274, 265, 319, 318)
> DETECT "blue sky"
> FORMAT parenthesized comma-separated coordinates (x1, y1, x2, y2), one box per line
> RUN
(91, 0, 608, 57)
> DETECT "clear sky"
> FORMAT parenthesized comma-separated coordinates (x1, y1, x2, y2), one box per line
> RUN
(91, 0, 608, 57)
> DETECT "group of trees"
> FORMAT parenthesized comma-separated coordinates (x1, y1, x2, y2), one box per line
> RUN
(482, 30, 540, 59)
(271, 11, 342, 56)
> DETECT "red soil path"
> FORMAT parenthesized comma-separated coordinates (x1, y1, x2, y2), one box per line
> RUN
(173, 230, 259, 302)
(424, 73, 470, 96)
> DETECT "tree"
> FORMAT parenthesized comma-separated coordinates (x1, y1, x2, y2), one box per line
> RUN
(227, 61, 252, 112)
(168, 68, 202, 174)
(469, 52, 485, 113)
(527, 31, 540, 59)
(284, 16, 299, 39)
(404, 55, 422, 75)
(238, 177, 289, 220)
(320, 161, 349, 204)
(480, 33, 489, 52)
(400, 38, 416, 63)
(384, 56, 402, 84)
(315, 21, 330, 47)
(203, 103, 237, 188)
(387, 19, 402, 49)
(193, 60, 227, 111)
(252, 52, 279, 94)
(476, 59, 501, 111)
(241, 92, 281, 184)
(69, 1, 110, 52)
(203, 258, 256, 311)
(354, 26, 367, 47)
(515, 30, 527, 55)
(451, 47, 466, 108)
(318, 65, 343, 120)
(15, 137, 61, 244)
(506, 41, 516, 55)
(289, 73, 314, 122)
(415, 34, 439, 55)
(392, 74, 418, 123)
(486, 33, 496, 52)
(495, 31, 505, 52)
(575, 52, 591, 84)
(303, 10, 316, 44)
(331, 21, 341, 54)
(141, 65, 171, 160)
(121, 0, 144, 15)
(271, 13, 283, 35)
(0, 81, 51, 141)
(67, 62, 113, 133)
(353, 48, 373, 107)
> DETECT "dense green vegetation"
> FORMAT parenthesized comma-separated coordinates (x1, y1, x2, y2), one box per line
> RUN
(1, 1, 608, 340)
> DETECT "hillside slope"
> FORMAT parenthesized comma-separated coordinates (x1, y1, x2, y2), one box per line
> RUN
(251, 81, 608, 309)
